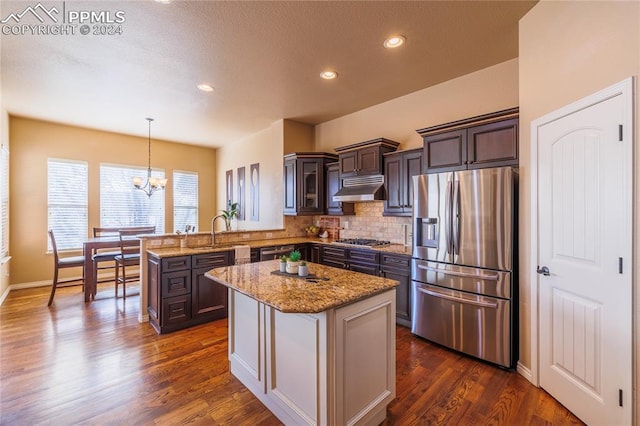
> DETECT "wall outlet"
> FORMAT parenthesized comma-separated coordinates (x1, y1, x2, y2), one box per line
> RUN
(343, 221, 349, 229)
(266, 232, 273, 238)
(242, 233, 250, 239)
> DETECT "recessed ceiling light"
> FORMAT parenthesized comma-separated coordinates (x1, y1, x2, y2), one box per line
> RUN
(154, 0, 172, 4)
(384, 35, 406, 49)
(320, 70, 338, 80)
(197, 84, 214, 92)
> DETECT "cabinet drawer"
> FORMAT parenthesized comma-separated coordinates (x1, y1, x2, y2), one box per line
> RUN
(162, 256, 191, 272)
(192, 251, 231, 269)
(349, 249, 379, 264)
(380, 253, 411, 269)
(322, 245, 348, 260)
(162, 295, 192, 326)
(349, 262, 379, 276)
(161, 270, 191, 297)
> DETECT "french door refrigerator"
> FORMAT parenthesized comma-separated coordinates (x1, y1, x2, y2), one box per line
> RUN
(411, 166, 517, 368)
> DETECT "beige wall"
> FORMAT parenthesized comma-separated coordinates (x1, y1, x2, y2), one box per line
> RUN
(283, 119, 314, 154)
(215, 118, 315, 232)
(0, 109, 8, 299)
(9, 116, 217, 285)
(216, 120, 284, 231)
(315, 59, 520, 152)
(519, 0, 640, 374)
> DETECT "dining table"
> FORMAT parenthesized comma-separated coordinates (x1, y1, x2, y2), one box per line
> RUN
(82, 235, 136, 302)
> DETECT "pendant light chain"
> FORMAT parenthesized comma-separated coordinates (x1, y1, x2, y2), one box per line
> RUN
(147, 117, 153, 177)
(132, 117, 167, 197)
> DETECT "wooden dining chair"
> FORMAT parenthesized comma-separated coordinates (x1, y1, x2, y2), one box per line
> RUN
(48, 229, 85, 306)
(114, 226, 155, 298)
(92, 227, 121, 284)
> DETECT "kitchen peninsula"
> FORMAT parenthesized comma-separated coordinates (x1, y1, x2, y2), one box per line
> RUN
(205, 260, 398, 426)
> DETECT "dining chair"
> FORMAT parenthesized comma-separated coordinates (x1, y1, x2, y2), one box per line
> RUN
(92, 227, 121, 284)
(114, 226, 155, 298)
(48, 229, 85, 306)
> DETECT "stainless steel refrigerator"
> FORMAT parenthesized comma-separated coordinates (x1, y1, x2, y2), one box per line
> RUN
(411, 166, 516, 368)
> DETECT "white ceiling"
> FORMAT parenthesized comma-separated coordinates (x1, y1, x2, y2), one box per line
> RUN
(1, 0, 536, 148)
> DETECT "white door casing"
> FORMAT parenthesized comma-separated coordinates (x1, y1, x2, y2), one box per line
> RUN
(530, 78, 633, 425)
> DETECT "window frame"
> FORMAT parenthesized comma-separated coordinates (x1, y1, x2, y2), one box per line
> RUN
(99, 163, 165, 234)
(173, 170, 198, 233)
(47, 158, 89, 251)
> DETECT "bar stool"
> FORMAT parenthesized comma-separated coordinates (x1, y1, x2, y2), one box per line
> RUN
(114, 227, 155, 298)
(92, 227, 121, 284)
(48, 229, 85, 306)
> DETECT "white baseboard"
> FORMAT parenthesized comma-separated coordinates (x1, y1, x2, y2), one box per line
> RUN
(138, 313, 149, 323)
(0, 285, 9, 306)
(0, 280, 51, 306)
(11, 280, 51, 290)
(517, 361, 536, 385)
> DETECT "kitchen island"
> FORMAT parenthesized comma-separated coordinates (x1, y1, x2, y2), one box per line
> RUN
(205, 260, 398, 426)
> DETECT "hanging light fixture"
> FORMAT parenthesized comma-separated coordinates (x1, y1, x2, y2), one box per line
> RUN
(132, 118, 167, 197)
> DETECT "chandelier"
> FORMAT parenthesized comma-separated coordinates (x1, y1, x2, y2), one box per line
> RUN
(133, 117, 167, 197)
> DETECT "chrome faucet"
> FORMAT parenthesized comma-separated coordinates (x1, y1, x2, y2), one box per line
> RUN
(210, 214, 226, 245)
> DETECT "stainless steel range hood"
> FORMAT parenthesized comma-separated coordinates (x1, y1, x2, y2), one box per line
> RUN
(332, 175, 385, 202)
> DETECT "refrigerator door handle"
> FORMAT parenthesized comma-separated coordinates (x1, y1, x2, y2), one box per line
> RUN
(417, 264, 500, 281)
(452, 179, 460, 255)
(444, 180, 453, 254)
(416, 285, 499, 309)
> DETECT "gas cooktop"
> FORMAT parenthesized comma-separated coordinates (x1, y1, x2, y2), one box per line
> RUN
(332, 238, 391, 248)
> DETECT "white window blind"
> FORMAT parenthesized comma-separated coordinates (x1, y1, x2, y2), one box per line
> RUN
(100, 164, 165, 233)
(0, 145, 9, 257)
(47, 158, 88, 251)
(173, 171, 198, 233)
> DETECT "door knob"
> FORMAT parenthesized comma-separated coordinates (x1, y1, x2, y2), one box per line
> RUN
(536, 265, 550, 276)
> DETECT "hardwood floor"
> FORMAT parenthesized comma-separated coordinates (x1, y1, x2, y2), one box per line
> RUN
(0, 285, 583, 425)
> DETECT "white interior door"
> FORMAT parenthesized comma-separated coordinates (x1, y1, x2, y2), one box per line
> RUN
(535, 80, 632, 425)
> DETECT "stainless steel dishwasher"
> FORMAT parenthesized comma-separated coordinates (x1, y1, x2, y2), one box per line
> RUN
(259, 245, 295, 261)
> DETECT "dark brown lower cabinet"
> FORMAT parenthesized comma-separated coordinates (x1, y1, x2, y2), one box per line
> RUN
(310, 244, 321, 263)
(320, 246, 411, 327)
(148, 251, 232, 334)
(379, 253, 411, 328)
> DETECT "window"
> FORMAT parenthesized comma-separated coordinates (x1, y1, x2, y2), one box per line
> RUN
(0, 145, 9, 258)
(47, 159, 88, 251)
(173, 171, 198, 233)
(100, 164, 165, 233)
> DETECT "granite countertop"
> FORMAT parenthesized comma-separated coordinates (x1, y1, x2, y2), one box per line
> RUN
(205, 260, 398, 313)
(146, 237, 412, 258)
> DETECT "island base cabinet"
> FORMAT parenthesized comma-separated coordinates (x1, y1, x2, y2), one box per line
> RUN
(228, 289, 396, 426)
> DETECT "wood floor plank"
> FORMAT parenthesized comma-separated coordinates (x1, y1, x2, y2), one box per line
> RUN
(0, 285, 584, 425)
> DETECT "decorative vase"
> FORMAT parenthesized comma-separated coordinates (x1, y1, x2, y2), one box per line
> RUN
(286, 260, 300, 274)
(298, 265, 309, 277)
(224, 218, 232, 231)
(279, 262, 287, 273)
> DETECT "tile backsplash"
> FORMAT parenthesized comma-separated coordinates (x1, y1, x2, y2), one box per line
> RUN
(315, 202, 412, 245)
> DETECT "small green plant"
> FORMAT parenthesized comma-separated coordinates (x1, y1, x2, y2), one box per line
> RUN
(280, 255, 287, 263)
(288, 249, 301, 262)
(221, 201, 238, 221)
(300, 260, 307, 266)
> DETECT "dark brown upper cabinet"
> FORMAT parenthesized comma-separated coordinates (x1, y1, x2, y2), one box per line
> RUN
(418, 108, 519, 173)
(283, 152, 337, 216)
(335, 138, 400, 178)
(325, 162, 355, 216)
(383, 148, 422, 216)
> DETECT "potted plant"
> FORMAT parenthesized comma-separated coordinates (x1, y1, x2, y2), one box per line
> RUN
(279, 255, 287, 272)
(298, 260, 309, 277)
(286, 249, 301, 274)
(221, 201, 238, 231)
